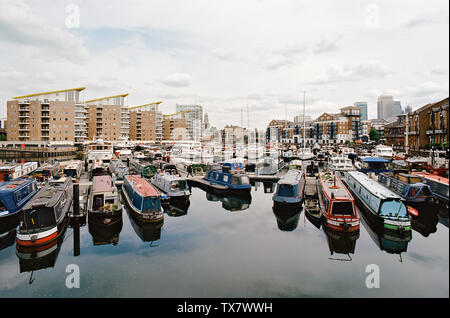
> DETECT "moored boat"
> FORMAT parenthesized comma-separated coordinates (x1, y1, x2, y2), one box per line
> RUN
(272, 169, 305, 206)
(0, 178, 39, 229)
(121, 175, 163, 222)
(87, 175, 122, 226)
(317, 172, 359, 233)
(16, 177, 73, 247)
(378, 172, 436, 206)
(62, 160, 83, 181)
(204, 164, 251, 193)
(32, 161, 61, 182)
(411, 172, 449, 208)
(342, 171, 412, 234)
(151, 173, 190, 202)
(0, 162, 38, 182)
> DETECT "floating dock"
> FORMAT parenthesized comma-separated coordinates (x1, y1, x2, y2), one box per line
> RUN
(187, 176, 228, 193)
(304, 176, 318, 198)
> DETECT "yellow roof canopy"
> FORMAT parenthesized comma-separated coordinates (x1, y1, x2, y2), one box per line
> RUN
(12, 87, 86, 99)
(85, 93, 129, 103)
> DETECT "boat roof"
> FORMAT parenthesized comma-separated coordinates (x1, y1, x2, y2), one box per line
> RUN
(319, 172, 353, 200)
(362, 157, 389, 163)
(405, 157, 428, 163)
(278, 169, 303, 185)
(347, 171, 402, 200)
(155, 173, 186, 182)
(0, 178, 32, 192)
(125, 175, 159, 197)
(23, 178, 70, 209)
(92, 175, 115, 193)
(412, 172, 449, 185)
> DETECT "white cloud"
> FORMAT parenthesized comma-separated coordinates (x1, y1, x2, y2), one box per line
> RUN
(160, 73, 193, 87)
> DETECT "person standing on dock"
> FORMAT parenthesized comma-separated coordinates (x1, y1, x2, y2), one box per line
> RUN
(187, 165, 193, 177)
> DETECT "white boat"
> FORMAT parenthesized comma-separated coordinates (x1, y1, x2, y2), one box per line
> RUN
(118, 149, 133, 162)
(62, 160, 83, 180)
(297, 148, 315, 161)
(87, 139, 114, 164)
(372, 145, 393, 160)
(133, 151, 146, 160)
(327, 155, 355, 173)
(151, 173, 190, 200)
(201, 148, 214, 164)
(0, 161, 38, 182)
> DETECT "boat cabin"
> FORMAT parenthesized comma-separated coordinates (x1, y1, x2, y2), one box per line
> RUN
(90, 175, 120, 212)
(0, 178, 39, 218)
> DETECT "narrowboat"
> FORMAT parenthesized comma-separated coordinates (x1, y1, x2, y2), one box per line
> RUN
(342, 171, 412, 234)
(288, 159, 303, 170)
(204, 164, 251, 193)
(159, 162, 179, 175)
(16, 177, 73, 247)
(306, 162, 319, 178)
(355, 157, 392, 174)
(305, 199, 322, 229)
(130, 159, 157, 179)
(121, 175, 163, 222)
(0, 178, 39, 229)
(378, 172, 436, 206)
(151, 173, 190, 202)
(317, 172, 359, 233)
(205, 191, 251, 212)
(272, 204, 301, 231)
(62, 160, 83, 180)
(263, 181, 276, 193)
(87, 175, 122, 226)
(32, 161, 61, 182)
(272, 169, 305, 206)
(0, 162, 38, 182)
(412, 172, 449, 208)
(89, 160, 110, 181)
(109, 159, 129, 180)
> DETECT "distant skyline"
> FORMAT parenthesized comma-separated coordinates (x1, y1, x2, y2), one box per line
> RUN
(0, 0, 448, 129)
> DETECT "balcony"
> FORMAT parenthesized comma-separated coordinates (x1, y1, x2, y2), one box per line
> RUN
(407, 130, 419, 135)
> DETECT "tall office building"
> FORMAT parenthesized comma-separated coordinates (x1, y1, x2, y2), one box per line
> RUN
(176, 104, 203, 141)
(377, 94, 402, 122)
(6, 87, 86, 146)
(86, 94, 128, 141)
(354, 101, 368, 121)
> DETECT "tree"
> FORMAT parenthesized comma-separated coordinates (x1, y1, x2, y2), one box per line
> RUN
(369, 128, 380, 142)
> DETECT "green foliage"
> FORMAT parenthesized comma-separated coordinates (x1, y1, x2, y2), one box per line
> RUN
(369, 128, 380, 142)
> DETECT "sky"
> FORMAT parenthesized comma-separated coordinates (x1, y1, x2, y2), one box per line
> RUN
(0, 0, 448, 129)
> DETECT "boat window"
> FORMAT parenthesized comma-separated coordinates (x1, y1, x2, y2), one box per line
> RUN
(223, 175, 229, 183)
(331, 201, 354, 215)
(16, 192, 21, 202)
(379, 200, 407, 218)
(278, 184, 294, 197)
(94, 194, 104, 210)
(132, 194, 143, 210)
(0, 199, 7, 211)
(143, 196, 160, 212)
(231, 176, 240, 185)
(21, 208, 56, 230)
(240, 176, 250, 185)
(170, 181, 187, 191)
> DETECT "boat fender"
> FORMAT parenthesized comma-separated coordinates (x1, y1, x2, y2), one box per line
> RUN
(407, 206, 419, 217)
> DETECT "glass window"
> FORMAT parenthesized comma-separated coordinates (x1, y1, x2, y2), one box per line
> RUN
(331, 201, 354, 215)
(240, 176, 250, 185)
(278, 184, 294, 197)
(142, 196, 160, 212)
(379, 200, 407, 217)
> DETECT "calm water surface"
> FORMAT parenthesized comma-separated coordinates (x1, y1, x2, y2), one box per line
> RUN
(0, 182, 448, 298)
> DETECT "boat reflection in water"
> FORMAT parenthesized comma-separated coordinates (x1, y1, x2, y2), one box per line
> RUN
(411, 206, 440, 237)
(205, 190, 251, 212)
(163, 199, 190, 217)
(360, 209, 411, 258)
(15, 221, 68, 283)
(323, 227, 359, 261)
(251, 181, 276, 194)
(127, 208, 163, 244)
(88, 219, 123, 246)
(272, 204, 302, 231)
(0, 225, 17, 252)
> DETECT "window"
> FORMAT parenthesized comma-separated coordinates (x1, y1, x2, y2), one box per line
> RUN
(331, 201, 354, 215)
(16, 192, 21, 202)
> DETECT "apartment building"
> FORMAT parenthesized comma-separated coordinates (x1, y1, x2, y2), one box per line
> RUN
(86, 94, 128, 141)
(163, 118, 186, 141)
(176, 104, 203, 141)
(128, 102, 163, 142)
(407, 97, 449, 151)
(6, 87, 86, 146)
(384, 114, 406, 151)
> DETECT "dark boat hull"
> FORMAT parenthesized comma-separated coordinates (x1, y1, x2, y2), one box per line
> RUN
(88, 208, 123, 226)
(121, 187, 163, 223)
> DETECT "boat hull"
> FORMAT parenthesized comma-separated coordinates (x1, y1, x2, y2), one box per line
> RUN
(88, 208, 123, 226)
(121, 187, 163, 223)
(16, 216, 70, 248)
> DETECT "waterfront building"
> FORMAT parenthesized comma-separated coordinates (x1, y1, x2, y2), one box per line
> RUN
(369, 118, 388, 141)
(127, 101, 163, 142)
(407, 97, 449, 151)
(86, 94, 128, 141)
(175, 104, 203, 141)
(384, 114, 406, 151)
(6, 87, 86, 146)
(163, 117, 186, 141)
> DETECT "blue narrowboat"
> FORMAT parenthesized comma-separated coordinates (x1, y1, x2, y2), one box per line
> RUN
(0, 178, 39, 225)
(204, 165, 251, 192)
(356, 157, 392, 174)
(121, 175, 163, 222)
(342, 171, 412, 234)
(378, 172, 436, 206)
(272, 169, 305, 206)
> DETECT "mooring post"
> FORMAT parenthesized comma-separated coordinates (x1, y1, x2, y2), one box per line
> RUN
(73, 182, 80, 216)
(72, 182, 81, 256)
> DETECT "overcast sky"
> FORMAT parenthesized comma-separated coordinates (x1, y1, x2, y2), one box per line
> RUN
(0, 0, 448, 129)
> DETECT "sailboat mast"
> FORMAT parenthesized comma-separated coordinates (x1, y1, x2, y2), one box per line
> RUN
(303, 91, 306, 150)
